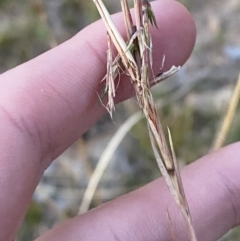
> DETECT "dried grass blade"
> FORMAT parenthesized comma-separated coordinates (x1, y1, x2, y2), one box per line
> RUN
(93, 0, 136, 65)
(79, 112, 143, 214)
(134, 0, 144, 58)
(134, 0, 142, 29)
(106, 33, 116, 116)
(212, 71, 240, 150)
(149, 124, 197, 241)
(92, 1, 197, 240)
(148, 129, 180, 202)
(152, 66, 181, 84)
(121, 0, 134, 39)
(168, 128, 197, 240)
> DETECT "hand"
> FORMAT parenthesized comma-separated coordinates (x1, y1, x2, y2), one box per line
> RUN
(0, 0, 239, 240)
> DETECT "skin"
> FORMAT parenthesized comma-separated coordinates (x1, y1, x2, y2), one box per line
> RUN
(0, 0, 239, 240)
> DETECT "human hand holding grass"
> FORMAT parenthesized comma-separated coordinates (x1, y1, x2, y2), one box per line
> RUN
(0, 1, 239, 240)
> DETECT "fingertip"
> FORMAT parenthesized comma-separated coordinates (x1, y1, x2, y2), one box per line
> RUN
(151, 0, 196, 71)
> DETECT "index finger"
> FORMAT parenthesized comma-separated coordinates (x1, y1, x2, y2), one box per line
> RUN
(0, 0, 196, 162)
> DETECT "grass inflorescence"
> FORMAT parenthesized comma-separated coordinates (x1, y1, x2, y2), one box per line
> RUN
(92, 0, 197, 240)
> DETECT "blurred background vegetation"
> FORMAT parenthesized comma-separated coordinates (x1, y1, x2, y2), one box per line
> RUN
(0, 0, 239, 240)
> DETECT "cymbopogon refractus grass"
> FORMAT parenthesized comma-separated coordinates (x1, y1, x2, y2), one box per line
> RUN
(93, 0, 197, 240)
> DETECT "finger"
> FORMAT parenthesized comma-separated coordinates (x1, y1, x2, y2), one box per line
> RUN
(0, 1, 196, 240)
(0, 0, 196, 164)
(35, 142, 240, 241)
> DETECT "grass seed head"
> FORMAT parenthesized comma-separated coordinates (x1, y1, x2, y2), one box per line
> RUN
(92, 1, 197, 240)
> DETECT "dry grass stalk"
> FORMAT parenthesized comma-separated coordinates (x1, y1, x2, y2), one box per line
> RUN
(79, 72, 203, 214)
(78, 112, 142, 214)
(92, 0, 197, 240)
(212, 72, 240, 150)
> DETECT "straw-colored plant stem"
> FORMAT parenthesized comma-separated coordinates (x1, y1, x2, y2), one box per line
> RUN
(92, 1, 197, 240)
(79, 70, 204, 214)
(78, 112, 142, 214)
(213, 72, 240, 150)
